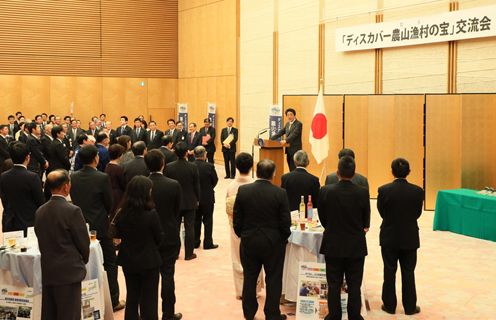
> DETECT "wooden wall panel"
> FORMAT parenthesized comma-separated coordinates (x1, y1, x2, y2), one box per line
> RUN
(283, 95, 344, 183)
(345, 95, 424, 197)
(74, 77, 103, 126)
(425, 95, 462, 210)
(21, 76, 50, 120)
(0, 75, 21, 118)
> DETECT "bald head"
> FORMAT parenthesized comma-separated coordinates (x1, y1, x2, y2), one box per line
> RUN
(46, 170, 71, 196)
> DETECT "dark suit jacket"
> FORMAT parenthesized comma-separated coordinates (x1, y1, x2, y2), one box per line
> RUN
(194, 159, 218, 204)
(0, 135, 11, 169)
(40, 135, 53, 162)
(70, 166, 113, 236)
(325, 172, 369, 190)
(8, 123, 20, 137)
(115, 209, 163, 273)
(146, 130, 164, 150)
(281, 167, 320, 211)
(377, 179, 424, 250)
(131, 128, 146, 143)
(35, 196, 90, 286)
(233, 180, 291, 243)
(173, 129, 187, 146)
(220, 127, 238, 153)
(116, 125, 133, 137)
(96, 144, 110, 172)
(159, 146, 178, 166)
(199, 127, 216, 154)
(47, 139, 71, 172)
(318, 180, 370, 258)
(26, 134, 47, 173)
(186, 131, 202, 151)
(270, 119, 302, 155)
(86, 128, 100, 137)
(67, 128, 84, 148)
(107, 129, 117, 146)
(0, 166, 44, 233)
(165, 159, 200, 211)
(122, 156, 150, 184)
(149, 172, 182, 256)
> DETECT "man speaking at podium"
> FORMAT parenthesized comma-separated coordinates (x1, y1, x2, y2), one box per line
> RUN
(270, 108, 302, 171)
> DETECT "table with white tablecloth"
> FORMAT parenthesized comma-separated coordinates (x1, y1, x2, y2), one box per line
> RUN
(282, 227, 324, 302)
(0, 241, 113, 320)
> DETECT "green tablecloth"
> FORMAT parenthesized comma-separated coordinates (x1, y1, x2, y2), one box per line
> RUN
(434, 189, 496, 242)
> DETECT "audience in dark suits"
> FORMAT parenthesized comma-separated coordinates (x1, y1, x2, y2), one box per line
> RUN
(165, 142, 200, 261)
(86, 120, 100, 137)
(319, 156, 370, 320)
(70, 145, 125, 311)
(67, 119, 84, 149)
(26, 122, 48, 178)
(104, 121, 118, 145)
(114, 176, 163, 320)
(7, 115, 20, 137)
(145, 150, 183, 320)
(146, 121, 164, 150)
(35, 170, 90, 320)
(233, 159, 291, 320)
(326, 148, 369, 189)
(186, 122, 202, 161)
(221, 117, 238, 179)
(199, 118, 216, 163)
(159, 135, 178, 166)
(122, 141, 150, 184)
(0, 125, 12, 172)
(173, 121, 187, 146)
(131, 118, 146, 143)
(165, 119, 178, 147)
(193, 146, 219, 250)
(0, 142, 44, 234)
(116, 116, 133, 138)
(105, 144, 126, 221)
(270, 108, 302, 172)
(281, 150, 320, 211)
(47, 125, 71, 173)
(377, 158, 423, 316)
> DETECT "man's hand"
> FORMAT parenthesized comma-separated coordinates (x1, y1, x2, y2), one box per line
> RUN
(364, 228, 369, 233)
(280, 139, 287, 147)
(223, 143, 231, 149)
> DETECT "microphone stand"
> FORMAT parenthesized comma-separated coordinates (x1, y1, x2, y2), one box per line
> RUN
(252, 128, 270, 178)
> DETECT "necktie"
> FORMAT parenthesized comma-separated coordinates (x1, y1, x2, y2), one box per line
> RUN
(288, 122, 292, 133)
(227, 127, 231, 135)
(190, 132, 194, 143)
(151, 131, 154, 141)
(137, 128, 140, 136)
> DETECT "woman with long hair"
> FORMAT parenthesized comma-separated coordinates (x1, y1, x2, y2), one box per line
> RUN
(114, 176, 164, 320)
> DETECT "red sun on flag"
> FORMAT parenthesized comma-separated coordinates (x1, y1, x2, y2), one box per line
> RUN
(311, 113, 327, 139)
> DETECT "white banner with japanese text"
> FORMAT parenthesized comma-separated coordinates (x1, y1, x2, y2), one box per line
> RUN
(336, 5, 496, 52)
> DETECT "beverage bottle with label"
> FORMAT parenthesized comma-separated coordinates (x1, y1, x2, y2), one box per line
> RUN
(299, 195, 306, 220)
(307, 195, 313, 221)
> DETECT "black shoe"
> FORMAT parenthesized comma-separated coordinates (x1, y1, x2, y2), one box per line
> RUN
(405, 306, 421, 315)
(173, 313, 183, 320)
(112, 300, 126, 312)
(224, 176, 230, 179)
(279, 315, 287, 320)
(230, 175, 235, 179)
(184, 253, 197, 261)
(381, 304, 395, 314)
(204, 244, 219, 250)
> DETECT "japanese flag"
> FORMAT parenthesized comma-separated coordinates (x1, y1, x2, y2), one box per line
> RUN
(309, 85, 328, 164)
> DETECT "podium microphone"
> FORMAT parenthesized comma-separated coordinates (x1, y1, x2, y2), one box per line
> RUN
(252, 128, 271, 178)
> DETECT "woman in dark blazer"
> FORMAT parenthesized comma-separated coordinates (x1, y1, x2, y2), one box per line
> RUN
(114, 176, 164, 320)
(105, 144, 126, 221)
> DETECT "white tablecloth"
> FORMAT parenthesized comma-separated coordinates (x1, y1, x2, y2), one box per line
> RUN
(0, 241, 113, 320)
(282, 228, 324, 302)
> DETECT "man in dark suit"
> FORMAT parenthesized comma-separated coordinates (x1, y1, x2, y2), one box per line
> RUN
(270, 108, 302, 172)
(47, 125, 71, 173)
(173, 121, 187, 146)
(70, 145, 125, 311)
(199, 118, 216, 163)
(164, 119, 178, 146)
(193, 146, 219, 250)
(0, 125, 11, 172)
(325, 149, 369, 189)
(220, 117, 238, 179)
(86, 120, 100, 137)
(96, 132, 110, 172)
(7, 115, 20, 138)
(145, 150, 183, 320)
(186, 122, 201, 161)
(26, 123, 48, 178)
(146, 120, 164, 150)
(35, 170, 90, 320)
(233, 159, 291, 320)
(67, 119, 84, 150)
(104, 121, 118, 145)
(116, 116, 133, 138)
(0, 142, 44, 234)
(159, 135, 178, 166)
(377, 158, 423, 316)
(318, 156, 370, 320)
(122, 141, 150, 184)
(165, 142, 200, 261)
(131, 118, 146, 143)
(281, 150, 320, 211)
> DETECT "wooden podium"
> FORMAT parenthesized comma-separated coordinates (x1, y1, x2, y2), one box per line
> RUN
(254, 138, 285, 186)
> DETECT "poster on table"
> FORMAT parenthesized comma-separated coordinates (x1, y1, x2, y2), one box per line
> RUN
(177, 103, 188, 128)
(0, 285, 34, 320)
(296, 262, 366, 320)
(269, 104, 283, 141)
(81, 279, 102, 320)
(207, 102, 216, 128)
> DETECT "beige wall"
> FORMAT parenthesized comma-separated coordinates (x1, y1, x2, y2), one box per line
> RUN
(0, 75, 177, 131)
(178, 0, 238, 162)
